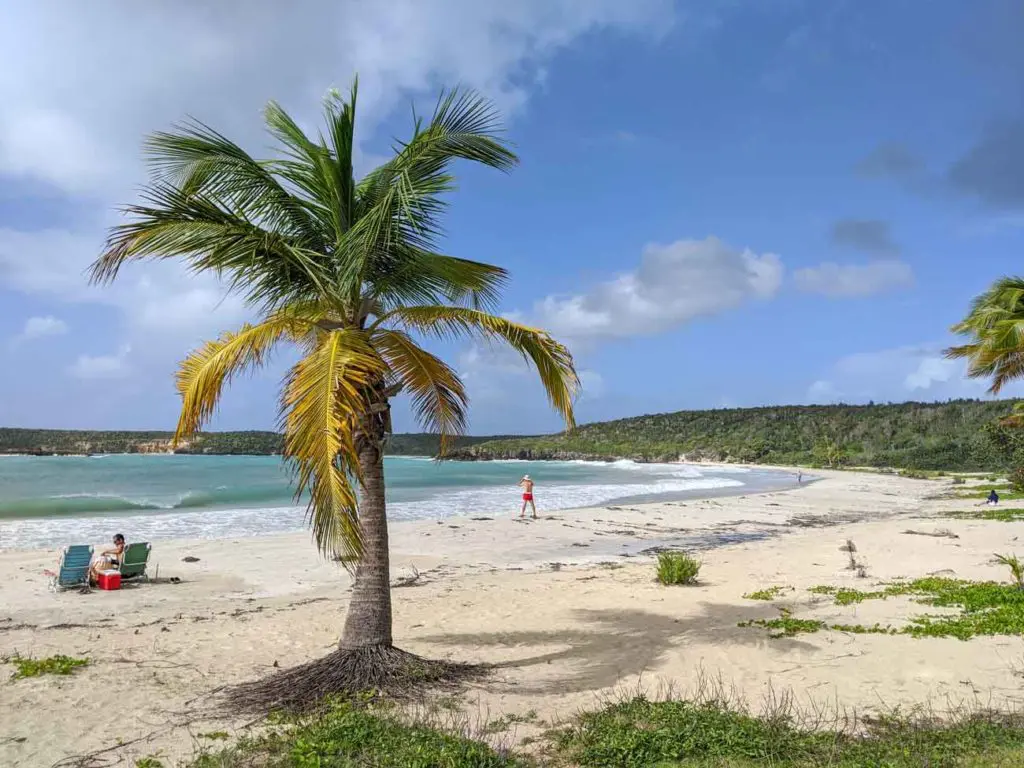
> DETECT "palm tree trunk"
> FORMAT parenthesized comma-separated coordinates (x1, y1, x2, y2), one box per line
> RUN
(339, 418, 393, 650)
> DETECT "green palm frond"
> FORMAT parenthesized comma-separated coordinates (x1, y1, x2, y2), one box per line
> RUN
(144, 120, 326, 247)
(280, 329, 386, 562)
(376, 247, 508, 312)
(91, 182, 333, 310)
(378, 305, 578, 428)
(373, 329, 468, 453)
(947, 277, 1024, 393)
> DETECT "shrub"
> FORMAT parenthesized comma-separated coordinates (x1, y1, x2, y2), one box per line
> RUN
(1011, 467, 1024, 492)
(656, 552, 701, 585)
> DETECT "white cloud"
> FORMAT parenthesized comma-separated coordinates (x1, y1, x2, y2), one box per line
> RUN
(794, 260, 914, 298)
(904, 356, 958, 391)
(0, 1, 674, 196)
(806, 344, 1017, 404)
(12, 315, 68, 344)
(69, 344, 132, 381)
(532, 236, 783, 342)
(0, 0, 675, 399)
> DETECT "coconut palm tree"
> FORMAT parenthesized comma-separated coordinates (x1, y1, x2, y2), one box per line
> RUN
(946, 276, 1024, 396)
(89, 80, 578, 706)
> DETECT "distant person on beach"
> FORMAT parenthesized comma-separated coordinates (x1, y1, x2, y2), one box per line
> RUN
(987, 489, 1000, 506)
(90, 533, 125, 583)
(797, 470, 803, 485)
(518, 475, 537, 520)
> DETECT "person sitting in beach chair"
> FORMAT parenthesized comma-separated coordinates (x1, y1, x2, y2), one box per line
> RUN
(90, 533, 125, 584)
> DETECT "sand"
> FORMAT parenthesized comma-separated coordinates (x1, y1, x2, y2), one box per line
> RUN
(2, 468, 1023, 766)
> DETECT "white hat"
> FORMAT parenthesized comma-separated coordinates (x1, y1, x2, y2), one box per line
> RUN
(523, 474, 531, 480)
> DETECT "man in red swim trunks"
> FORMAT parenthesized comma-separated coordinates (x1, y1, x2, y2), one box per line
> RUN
(518, 474, 537, 519)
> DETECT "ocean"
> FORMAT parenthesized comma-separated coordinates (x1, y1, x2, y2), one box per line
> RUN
(0, 455, 796, 550)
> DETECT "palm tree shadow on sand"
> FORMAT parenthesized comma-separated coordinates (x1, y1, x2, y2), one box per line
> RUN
(416, 601, 818, 696)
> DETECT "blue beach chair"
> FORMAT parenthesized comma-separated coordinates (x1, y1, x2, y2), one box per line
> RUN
(47, 544, 93, 592)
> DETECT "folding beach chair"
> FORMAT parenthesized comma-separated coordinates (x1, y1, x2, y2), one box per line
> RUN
(117, 542, 152, 581)
(46, 544, 93, 592)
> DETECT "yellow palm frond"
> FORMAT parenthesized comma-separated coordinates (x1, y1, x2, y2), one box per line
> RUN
(280, 329, 387, 561)
(373, 329, 468, 454)
(376, 306, 578, 429)
(175, 313, 311, 442)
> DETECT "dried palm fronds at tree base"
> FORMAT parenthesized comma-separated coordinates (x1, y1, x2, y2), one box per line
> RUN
(223, 646, 490, 714)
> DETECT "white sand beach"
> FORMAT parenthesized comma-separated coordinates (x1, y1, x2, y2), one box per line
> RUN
(2, 469, 1022, 766)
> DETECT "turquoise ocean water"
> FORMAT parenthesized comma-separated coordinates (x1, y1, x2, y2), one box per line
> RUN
(0, 455, 794, 549)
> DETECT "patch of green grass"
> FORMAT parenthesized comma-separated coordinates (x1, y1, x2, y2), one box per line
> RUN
(552, 696, 1024, 767)
(956, 486, 1021, 501)
(656, 552, 701, 586)
(746, 577, 1024, 641)
(197, 731, 230, 741)
(742, 586, 789, 601)
(945, 508, 1024, 522)
(737, 616, 826, 638)
(483, 710, 539, 734)
(185, 701, 527, 768)
(3, 654, 89, 679)
(135, 757, 164, 768)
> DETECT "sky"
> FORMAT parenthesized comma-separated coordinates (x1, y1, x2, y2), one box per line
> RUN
(1, 0, 1024, 435)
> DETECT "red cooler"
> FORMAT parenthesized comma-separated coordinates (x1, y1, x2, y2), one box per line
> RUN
(97, 570, 121, 590)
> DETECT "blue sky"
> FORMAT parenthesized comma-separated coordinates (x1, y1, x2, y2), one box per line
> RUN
(1, 0, 1023, 435)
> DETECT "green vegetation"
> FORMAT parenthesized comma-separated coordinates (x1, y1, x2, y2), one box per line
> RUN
(742, 586, 789, 601)
(656, 552, 701, 585)
(3, 653, 89, 679)
(807, 585, 889, 605)
(552, 695, 1024, 767)
(737, 614, 829, 638)
(744, 577, 1024, 641)
(0, 428, 500, 457)
(180, 693, 1024, 767)
(945, 508, 1024, 522)
(995, 554, 1024, 590)
(186, 702, 525, 767)
(451, 399, 1024, 471)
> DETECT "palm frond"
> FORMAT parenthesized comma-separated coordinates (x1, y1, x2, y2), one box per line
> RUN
(144, 120, 326, 247)
(264, 101, 351, 244)
(348, 88, 518, 305)
(370, 247, 508, 312)
(373, 329, 468, 453)
(378, 306, 578, 428)
(946, 277, 1024, 394)
(175, 313, 309, 442)
(280, 329, 387, 562)
(90, 182, 333, 310)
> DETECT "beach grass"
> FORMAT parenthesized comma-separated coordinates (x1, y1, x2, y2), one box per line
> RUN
(944, 508, 1024, 522)
(182, 693, 1024, 767)
(656, 552, 701, 585)
(3, 653, 89, 679)
(552, 696, 1024, 767)
(186, 701, 526, 767)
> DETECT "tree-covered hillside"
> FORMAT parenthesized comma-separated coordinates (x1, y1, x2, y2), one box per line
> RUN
(450, 399, 1024, 471)
(0, 429, 502, 456)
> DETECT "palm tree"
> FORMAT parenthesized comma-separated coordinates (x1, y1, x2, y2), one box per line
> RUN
(946, 277, 1024, 395)
(947, 277, 1024, 428)
(89, 80, 578, 707)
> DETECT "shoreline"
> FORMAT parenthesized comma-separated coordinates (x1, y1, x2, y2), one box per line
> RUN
(5, 469, 1021, 766)
(0, 459, 799, 552)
